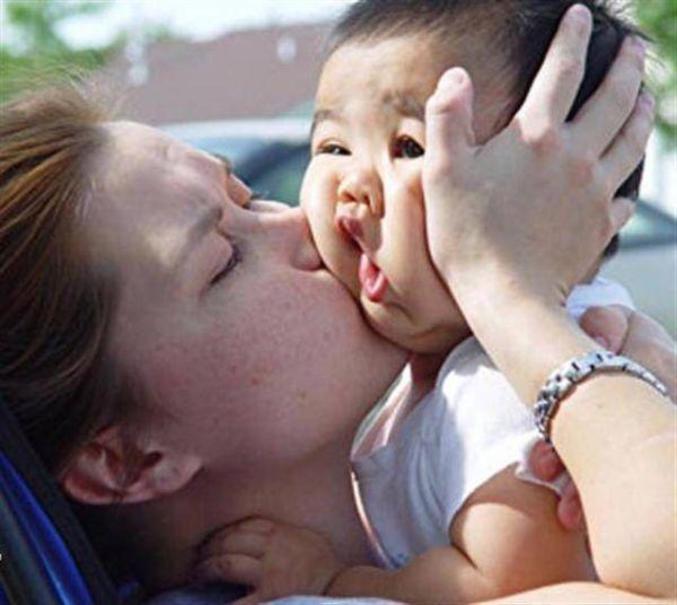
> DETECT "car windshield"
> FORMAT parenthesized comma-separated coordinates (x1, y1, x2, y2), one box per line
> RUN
(184, 136, 265, 166)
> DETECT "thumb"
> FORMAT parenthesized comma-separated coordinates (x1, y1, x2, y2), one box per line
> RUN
(425, 68, 475, 173)
(579, 304, 631, 353)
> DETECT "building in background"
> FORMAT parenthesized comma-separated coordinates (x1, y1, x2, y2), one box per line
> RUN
(105, 22, 330, 124)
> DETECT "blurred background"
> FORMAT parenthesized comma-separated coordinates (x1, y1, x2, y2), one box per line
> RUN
(1, 0, 675, 333)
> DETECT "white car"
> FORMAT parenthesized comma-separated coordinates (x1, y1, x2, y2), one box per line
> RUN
(165, 118, 677, 335)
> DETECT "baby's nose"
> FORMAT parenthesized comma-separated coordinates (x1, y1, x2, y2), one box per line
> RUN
(337, 166, 383, 217)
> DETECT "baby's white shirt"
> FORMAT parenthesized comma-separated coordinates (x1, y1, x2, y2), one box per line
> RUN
(350, 277, 633, 569)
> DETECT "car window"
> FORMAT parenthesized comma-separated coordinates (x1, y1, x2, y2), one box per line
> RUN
(186, 137, 265, 166)
(621, 202, 677, 248)
(247, 147, 310, 206)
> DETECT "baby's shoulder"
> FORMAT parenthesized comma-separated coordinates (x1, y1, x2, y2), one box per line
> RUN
(436, 337, 516, 403)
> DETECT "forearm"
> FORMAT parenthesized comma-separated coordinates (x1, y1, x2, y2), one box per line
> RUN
(458, 287, 677, 597)
(470, 581, 672, 605)
(328, 548, 495, 605)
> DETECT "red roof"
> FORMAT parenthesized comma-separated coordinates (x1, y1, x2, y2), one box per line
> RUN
(106, 22, 331, 125)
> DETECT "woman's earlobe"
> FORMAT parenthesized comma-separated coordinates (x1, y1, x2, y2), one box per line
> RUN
(59, 425, 202, 505)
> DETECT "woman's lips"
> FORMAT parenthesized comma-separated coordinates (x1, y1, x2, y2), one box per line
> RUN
(359, 253, 388, 303)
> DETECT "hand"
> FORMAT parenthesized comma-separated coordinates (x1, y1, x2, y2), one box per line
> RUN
(581, 305, 677, 401)
(193, 517, 345, 605)
(531, 305, 676, 532)
(422, 5, 651, 310)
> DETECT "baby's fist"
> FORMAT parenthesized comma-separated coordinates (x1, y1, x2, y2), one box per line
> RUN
(193, 517, 345, 603)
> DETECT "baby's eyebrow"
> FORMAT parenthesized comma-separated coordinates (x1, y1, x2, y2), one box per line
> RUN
(310, 108, 342, 139)
(383, 92, 425, 121)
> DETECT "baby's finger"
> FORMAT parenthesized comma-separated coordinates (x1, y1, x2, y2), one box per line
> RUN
(601, 91, 654, 190)
(233, 518, 276, 535)
(557, 479, 585, 532)
(193, 554, 262, 586)
(232, 592, 261, 605)
(516, 4, 591, 130)
(579, 305, 631, 353)
(529, 441, 565, 481)
(200, 530, 269, 561)
(571, 36, 646, 156)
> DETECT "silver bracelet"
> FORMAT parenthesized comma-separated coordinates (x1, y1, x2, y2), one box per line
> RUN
(534, 350, 669, 442)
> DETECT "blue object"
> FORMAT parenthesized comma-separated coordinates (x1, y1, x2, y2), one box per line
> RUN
(0, 453, 92, 604)
(0, 396, 120, 604)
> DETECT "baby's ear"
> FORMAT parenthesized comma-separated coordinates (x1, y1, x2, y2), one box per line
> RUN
(60, 425, 202, 505)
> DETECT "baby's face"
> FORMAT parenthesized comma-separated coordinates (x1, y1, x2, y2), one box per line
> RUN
(302, 35, 503, 353)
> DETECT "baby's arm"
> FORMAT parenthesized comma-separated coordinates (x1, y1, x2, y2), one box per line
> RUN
(195, 472, 593, 605)
(329, 468, 594, 604)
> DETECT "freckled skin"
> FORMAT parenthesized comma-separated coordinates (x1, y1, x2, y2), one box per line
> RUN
(87, 121, 406, 476)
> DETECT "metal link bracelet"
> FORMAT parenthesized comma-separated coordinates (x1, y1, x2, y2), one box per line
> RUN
(534, 350, 669, 442)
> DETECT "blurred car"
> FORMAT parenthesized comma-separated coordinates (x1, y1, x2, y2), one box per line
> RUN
(164, 118, 677, 335)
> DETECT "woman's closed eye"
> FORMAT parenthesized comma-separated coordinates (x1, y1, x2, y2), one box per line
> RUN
(210, 244, 242, 285)
(393, 135, 424, 159)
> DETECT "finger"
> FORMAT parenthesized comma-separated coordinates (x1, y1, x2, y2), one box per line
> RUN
(558, 479, 585, 531)
(424, 67, 475, 174)
(579, 304, 632, 352)
(193, 554, 262, 586)
(199, 531, 269, 560)
(234, 518, 276, 535)
(572, 36, 646, 155)
(232, 592, 261, 605)
(602, 91, 654, 189)
(529, 441, 565, 481)
(516, 4, 592, 129)
(609, 196, 635, 236)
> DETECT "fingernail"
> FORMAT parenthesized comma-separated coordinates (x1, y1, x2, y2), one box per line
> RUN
(437, 68, 466, 91)
(594, 336, 610, 350)
(569, 4, 591, 28)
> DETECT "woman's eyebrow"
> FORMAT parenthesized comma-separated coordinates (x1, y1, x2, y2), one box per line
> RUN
(210, 153, 233, 177)
(177, 204, 224, 268)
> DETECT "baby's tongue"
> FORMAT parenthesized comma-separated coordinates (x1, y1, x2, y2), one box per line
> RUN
(358, 253, 388, 303)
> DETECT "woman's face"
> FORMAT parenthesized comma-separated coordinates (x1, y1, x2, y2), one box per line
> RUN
(86, 122, 405, 475)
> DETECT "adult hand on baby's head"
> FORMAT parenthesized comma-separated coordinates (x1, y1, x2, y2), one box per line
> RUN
(422, 4, 650, 311)
(193, 517, 345, 605)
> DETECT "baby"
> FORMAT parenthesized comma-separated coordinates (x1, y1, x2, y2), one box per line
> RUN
(197, 1, 644, 603)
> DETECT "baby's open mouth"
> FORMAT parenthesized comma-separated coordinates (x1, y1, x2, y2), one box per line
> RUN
(359, 253, 388, 303)
(336, 214, 389, 303)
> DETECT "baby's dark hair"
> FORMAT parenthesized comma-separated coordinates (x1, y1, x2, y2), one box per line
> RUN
(330, 0, 647, 258)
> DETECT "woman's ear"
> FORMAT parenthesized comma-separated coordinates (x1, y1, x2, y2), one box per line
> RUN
(60, 425, 202, 505)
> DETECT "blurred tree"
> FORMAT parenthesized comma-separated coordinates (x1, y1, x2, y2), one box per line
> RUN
(635, 0, 676, 144)
(0, 0, 120, 102)
(0, 0, 172, 104)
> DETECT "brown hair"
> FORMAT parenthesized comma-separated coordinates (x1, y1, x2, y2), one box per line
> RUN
(0, 81, 135, 475)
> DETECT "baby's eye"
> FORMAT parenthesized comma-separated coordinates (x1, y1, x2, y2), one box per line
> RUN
(393, 136, 424, 159)
(315, 143, 350, 156)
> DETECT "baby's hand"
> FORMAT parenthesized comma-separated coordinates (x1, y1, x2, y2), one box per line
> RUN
(193, 517, 345, 604)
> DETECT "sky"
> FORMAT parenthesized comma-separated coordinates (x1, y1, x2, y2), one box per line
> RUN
(55, 0, 355, 48)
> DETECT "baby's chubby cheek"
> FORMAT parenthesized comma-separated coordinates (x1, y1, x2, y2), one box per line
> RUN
(300, 167, 362, 298)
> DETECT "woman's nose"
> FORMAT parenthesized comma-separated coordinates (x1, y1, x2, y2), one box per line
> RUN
(227, 175, 252, 207)
(337, 165, 383, 217)
(266, 205, 323, 271)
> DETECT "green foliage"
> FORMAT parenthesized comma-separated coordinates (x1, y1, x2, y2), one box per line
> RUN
(0, 0, 129, 104)
(635, 0, 677, 144)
